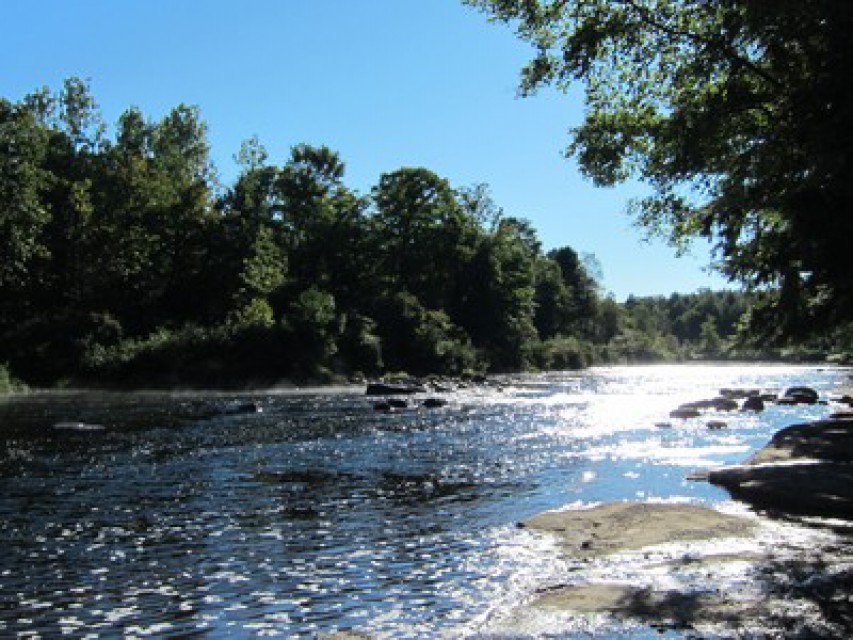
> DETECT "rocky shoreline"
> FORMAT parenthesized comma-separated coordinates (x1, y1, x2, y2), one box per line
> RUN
(703, 418, 853, 519)
(484, 381, 853, 638)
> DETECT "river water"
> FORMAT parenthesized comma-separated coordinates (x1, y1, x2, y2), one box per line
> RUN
(1, 364, 850, 638)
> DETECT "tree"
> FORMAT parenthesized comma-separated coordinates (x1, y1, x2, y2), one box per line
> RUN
(466, 0, 853, 340)
(700, 317, 723, 355)
(2, 78, 621, 385)
(230, 224, 287, 327)
(143, 104, 217, 326)
(0, 98, 50, 303)
(458, 221, 539, 370)
(533, 256, 572, 339)
(548, 246, 599, 336)
(372, 167, 479, 311)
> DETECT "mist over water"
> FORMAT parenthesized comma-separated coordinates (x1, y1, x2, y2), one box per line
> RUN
(1, 365, 849, 637)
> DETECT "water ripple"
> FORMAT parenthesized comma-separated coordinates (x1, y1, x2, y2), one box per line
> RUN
(0, 365, 849, 637)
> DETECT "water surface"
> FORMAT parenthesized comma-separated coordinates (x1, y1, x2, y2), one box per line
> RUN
(1, 364, 849, 637)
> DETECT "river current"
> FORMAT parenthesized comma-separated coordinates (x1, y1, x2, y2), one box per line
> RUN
(1, 364, 850, 638)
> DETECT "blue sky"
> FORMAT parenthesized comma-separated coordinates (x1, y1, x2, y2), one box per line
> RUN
(1, 0, 732, 299)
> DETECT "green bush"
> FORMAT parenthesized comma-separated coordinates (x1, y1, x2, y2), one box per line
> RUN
(377, 292, 482, 375)
(227, 297, 276, 330)
(338, 314, 383, 375)
(600, 330, 684, 363)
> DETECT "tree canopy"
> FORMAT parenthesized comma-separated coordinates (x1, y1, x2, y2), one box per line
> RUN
(465, 0, 853, 340)
(0, 80, 615, 385)
(2, 78, 843, 388)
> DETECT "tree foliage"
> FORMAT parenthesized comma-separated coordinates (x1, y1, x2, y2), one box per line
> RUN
(0, 80, 621, 385)
(3, 78, 835, 387)
(466, 0, 853, 340)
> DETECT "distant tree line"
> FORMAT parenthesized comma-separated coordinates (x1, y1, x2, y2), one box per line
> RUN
(1, 80, 846, 389)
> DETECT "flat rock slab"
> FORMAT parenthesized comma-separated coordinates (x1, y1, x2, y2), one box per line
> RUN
(523, 501, 755, 557)
(532, 582, 764, 629)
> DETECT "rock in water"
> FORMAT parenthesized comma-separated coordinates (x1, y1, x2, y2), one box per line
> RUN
(670, 406, 701, 419)
(706, 419, 853, 519)
(780, 386, 819, 405)
(365, 382, 425, 396)
(523, 501, 755, 557)
(742, 396, 765, 412)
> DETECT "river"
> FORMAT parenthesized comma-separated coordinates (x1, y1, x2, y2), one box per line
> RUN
(1, 364, 850, 638)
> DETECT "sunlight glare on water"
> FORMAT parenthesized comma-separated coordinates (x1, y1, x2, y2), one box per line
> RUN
(0, 364, 850, 638)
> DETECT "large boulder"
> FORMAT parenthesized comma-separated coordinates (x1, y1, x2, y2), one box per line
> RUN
(705, 419, 853, 519)
(708, 461, 853, 519)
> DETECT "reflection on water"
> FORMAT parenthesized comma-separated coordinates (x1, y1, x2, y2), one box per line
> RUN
(0, 365, 849, 637)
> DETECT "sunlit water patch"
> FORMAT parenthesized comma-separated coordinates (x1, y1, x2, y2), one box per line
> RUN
(1, 364, 850, 637)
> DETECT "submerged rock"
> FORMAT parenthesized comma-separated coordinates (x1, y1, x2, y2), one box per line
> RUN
(52, 421, 105, 432)
(316, 632, 374, 640)
(223, 401, 262, 415)
(835, 394, 853, 406)
(373, 398, 408, 411)
(531, 582, 767, 629)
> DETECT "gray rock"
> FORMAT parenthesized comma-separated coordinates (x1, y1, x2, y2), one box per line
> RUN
(670, 407, 701, 419)
(781, 386, 819, 405)
(742, 396, 765, 412)
(366, 382, 425, 396)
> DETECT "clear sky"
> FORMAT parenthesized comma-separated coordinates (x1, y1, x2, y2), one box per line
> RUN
(1, 0, 733, 299)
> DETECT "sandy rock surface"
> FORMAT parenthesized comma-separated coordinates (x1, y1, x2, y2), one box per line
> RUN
(522, 501, 755, 558)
